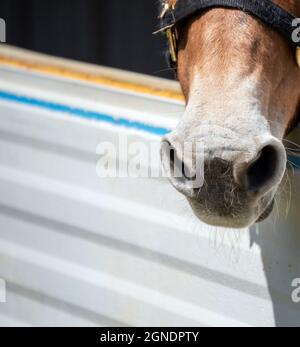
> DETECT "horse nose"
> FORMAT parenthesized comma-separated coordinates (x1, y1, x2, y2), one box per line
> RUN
(234, 140, 287, 195)
(162, 135, 286, 198)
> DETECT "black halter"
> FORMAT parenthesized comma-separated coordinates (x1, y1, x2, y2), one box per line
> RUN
(157, 0, 300, 131)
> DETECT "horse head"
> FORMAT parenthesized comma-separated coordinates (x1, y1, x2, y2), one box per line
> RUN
(160, 0, 300, 228)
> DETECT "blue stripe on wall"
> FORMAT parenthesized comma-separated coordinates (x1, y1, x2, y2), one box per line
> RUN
(0, 90, 170, 137)
(289, 156, 300, 169)
(0, 89, 299, 170)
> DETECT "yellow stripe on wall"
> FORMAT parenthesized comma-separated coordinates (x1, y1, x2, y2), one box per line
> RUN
(0, 55, 184, 102)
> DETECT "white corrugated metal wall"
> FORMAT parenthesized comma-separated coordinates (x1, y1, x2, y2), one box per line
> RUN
(0, 47, 299, 327)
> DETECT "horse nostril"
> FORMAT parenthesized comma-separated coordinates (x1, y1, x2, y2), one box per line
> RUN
(161, 139, 190, 180)
(245, 144, 284, 194)
(161, 137, 198, 198)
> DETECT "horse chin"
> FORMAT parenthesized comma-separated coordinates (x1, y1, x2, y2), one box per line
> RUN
(186, 194, 275, 229)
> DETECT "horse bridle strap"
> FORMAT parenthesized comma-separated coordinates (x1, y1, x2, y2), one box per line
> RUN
(158, 0, 300, 67)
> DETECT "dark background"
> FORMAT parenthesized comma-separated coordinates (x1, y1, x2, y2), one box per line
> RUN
(0, 0, 174, 79)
